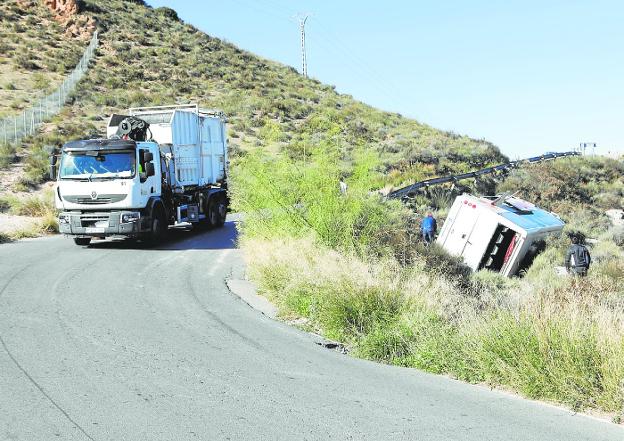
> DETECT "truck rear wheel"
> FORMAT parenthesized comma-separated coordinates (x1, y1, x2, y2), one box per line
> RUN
(73, 237, 91, 246)
(207, 198, 219, 227)
(215, 197, 227, 227)
(207, 197, 226, 228)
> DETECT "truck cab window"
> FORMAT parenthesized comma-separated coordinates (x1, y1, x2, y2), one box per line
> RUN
(138, 149, 147, 182)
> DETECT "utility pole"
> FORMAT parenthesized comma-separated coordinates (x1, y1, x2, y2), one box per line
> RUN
(296, 14, 309, 77)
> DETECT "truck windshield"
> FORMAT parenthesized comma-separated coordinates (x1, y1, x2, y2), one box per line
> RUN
(59, 151, 136, 180)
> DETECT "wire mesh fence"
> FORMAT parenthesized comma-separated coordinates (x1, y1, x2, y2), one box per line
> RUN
(0, 30, 98, 148)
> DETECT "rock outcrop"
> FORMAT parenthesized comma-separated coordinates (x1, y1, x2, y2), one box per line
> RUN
(42, 0, 95, 39)
(44, 0, 80, 20)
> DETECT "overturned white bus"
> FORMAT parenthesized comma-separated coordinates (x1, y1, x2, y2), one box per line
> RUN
(436, 194, 564, 276)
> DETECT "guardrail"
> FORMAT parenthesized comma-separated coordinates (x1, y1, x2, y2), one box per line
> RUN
(387, 151, 580, 200)
(0, 30, 99, 147)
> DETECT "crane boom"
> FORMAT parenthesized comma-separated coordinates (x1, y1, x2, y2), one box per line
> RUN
(387, 151, 580, 200)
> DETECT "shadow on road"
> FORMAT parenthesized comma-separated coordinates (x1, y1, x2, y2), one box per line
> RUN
(88, 220, 238, 251)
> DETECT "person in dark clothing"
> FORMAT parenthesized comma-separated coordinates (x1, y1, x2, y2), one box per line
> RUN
(421, 212, 437, 245)
(565, 236, 591, 276)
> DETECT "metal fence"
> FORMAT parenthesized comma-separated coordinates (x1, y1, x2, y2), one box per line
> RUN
(0, 30, 99, 147)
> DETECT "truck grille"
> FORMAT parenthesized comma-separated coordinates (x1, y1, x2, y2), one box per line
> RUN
(80, 214, 110, 228)
(63, 194, 127, 204)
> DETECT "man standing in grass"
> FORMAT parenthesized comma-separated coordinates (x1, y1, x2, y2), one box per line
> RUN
(565, 236, 591, 276)
(421, 212, 437, 246)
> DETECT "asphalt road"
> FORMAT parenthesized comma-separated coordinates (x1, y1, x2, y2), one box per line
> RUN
(0, 219, 621, 441)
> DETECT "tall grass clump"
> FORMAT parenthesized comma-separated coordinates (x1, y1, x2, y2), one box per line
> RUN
(0, 190, 58, 238)
(0, 190, 56, 217)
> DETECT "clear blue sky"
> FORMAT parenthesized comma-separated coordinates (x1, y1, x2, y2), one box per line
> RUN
(147, 0, 623, 157)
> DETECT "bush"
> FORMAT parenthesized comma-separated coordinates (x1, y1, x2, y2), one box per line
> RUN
(14, 51, 39, 70)
(231, 147, 408, 254)
(0, 143, 16, 169)
(31, 72, 48, 90)
(155, 7, 180, 21)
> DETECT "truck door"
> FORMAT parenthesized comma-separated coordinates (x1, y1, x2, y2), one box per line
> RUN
(138, 146, 161, 204)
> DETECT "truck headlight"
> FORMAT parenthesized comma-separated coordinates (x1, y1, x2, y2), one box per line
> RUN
(120, 212, 141, 223)
(59, 214, 70, 224)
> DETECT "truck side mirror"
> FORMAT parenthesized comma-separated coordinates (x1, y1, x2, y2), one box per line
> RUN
(145, 162, 155, 177)
(49, 154, 57, 180)
(143, 151, 154, 163)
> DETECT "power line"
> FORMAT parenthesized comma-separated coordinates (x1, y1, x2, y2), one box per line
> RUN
(235, 2, 407, 107)
(304, 30, 403, 108)
(309, 18, 407, 107)
(235, 0, 292, 23)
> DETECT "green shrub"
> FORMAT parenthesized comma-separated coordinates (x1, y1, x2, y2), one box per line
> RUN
(472, 313, 619, 411)
(14, 51, 39, 70)
(32, 72, 48, 90)
(231, 147, 407, 254)
(0, 143, 16, 169)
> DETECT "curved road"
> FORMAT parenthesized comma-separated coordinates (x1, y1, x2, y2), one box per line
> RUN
(0, 219, 621, 441)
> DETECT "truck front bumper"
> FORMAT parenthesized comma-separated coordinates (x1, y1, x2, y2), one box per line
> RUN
(58, 211, 147, 237)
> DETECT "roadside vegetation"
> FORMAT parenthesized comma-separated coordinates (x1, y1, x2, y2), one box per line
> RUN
(0, 189, 58, 242)
(0, 0, 89, 185)
(233, 146, 624, 419)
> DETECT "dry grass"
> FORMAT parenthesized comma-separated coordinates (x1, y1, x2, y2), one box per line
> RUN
(0, 218, 57, 243)
(242, 235, 624, 417)
(0, 189, 56, 217)
(0, 189, 58, 242)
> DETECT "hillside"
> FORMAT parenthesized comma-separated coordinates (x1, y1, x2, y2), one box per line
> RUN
(0, 0, 503, 192)
(0, 0, 89, 118)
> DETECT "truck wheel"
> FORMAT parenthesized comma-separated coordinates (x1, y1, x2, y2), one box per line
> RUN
(147, 209, 167, 244)
(73, 237, 91, 246)
(207, 198, 219, 228)
(214, 197, 227, 227)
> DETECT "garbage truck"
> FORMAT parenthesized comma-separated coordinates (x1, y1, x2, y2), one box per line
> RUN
(50, 104, 228, 246)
